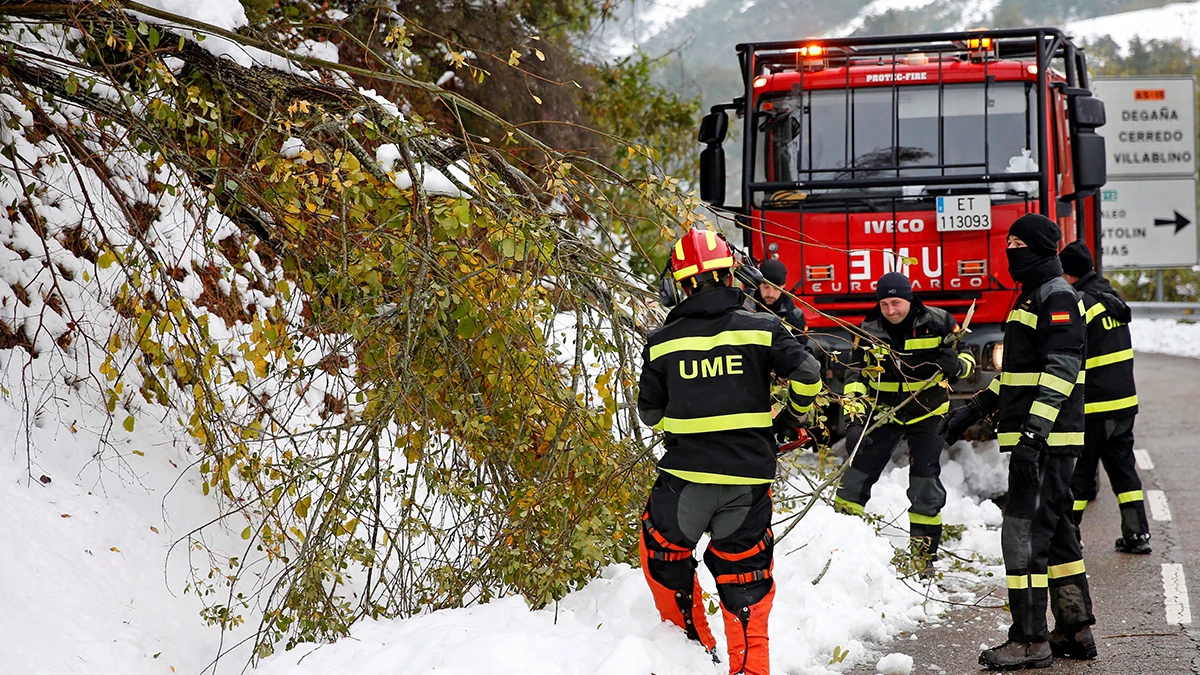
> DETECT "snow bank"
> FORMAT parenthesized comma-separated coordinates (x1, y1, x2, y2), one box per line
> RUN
(1069, 1, 1200, 53)
(1132, 318, 1200, 358)
(254, 449, 1008, 675)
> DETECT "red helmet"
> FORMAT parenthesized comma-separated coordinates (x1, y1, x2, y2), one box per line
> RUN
(670, 227, 734, 284)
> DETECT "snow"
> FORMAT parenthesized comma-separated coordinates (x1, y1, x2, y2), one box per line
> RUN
(1068, 1, 1200, 53)
(135, 0, 248, 31)
(392, 161, 476, 198)
(876, 651, 915, 674)
(1132, 318, 1200, 358)
(243, 446, 1006, 675)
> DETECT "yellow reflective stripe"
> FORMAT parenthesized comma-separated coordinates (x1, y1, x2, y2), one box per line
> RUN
(1048, 560, 1086, 579)
(1007, 308, 1039, 329)
(958, 352, 976, 378)
(999, 372, 1040, 386)
(1077, 370, 1086, 384)
(790, 400, 812, 414)
(899, 400, 950, 425)
(908, 511, 942, 526)
(843, 381, 868, 396)
(701, 256, 734, 272)
(869, 373, 944, 392)
(1117, 490, 1145, 504)
(650, 330, 773, 361)
(1073, 500, 1088, 511)
(904, 337, 942, 350)
(660, 412, 773, 434)
(1086, 348, 1134, 370)
(661, 469, 773, 485)
(1085, 394, 1139, 415)
(1085, 303, 1106, 323)
(704, 230, 718, 250)
(791, 379, 821, 397)
(834, 496, 865, 515)
(1006, 575, 1029, 589)
(987, 377, 1001, 394)
(1038, 372, 1075, 396)
(1031, 574, 1049, 588)
(1029, 401, 1059, 423)
(672, 264, 699, 280)
(998, 431, 1085, 447)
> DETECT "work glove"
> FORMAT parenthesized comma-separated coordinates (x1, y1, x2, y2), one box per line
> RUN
(773, 407, 808, 446)
(935, 348, 964, 380)
(844, 423, 873, 454)
(938, 399, 982, 444)
(1010, 431, 1046, 488)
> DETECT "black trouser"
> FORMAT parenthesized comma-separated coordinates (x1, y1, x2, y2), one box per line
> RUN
(835, 417, 946, 556)
(644, 472, 774, 612)
(1071, 416, 1149, 540)
(1003, 453, 1095, 643)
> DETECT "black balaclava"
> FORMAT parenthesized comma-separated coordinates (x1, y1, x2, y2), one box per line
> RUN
(1007, 213, 1063, 286)
(1059, 241, 1095, 278)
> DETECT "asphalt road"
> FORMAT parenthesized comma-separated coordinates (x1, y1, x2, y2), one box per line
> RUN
(844, 352, 1200, 675)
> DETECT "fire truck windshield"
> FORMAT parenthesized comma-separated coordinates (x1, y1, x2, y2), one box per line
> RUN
(755, 81, 1038, 201)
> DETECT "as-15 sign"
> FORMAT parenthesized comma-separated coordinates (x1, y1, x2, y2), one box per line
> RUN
(1092, 77, 1197, 178)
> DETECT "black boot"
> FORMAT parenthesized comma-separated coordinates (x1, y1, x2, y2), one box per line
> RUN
(1049, 626, 1097, 659)
(979, 640, 1053, 670)
(1114, 533, 1152, 554)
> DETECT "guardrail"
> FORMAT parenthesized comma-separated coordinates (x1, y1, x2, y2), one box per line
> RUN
(1129, 301, 1200, 321)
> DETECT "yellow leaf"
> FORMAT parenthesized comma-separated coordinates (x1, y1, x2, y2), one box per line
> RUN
(508, 49, 520, 66)
(123, 416, 135, 433)
(534, 48, 544, 61)
(150, 526, 159, 533)
(132, 449, 144, 456)
(110, 546, 120, 552)
(531, 94, 542, 105)
(241, 526, 252, 540)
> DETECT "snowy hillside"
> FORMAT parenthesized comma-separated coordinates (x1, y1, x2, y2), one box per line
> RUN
(1068, 1, 1200, 52)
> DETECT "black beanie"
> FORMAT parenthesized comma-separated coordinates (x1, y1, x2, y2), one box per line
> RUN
(876, 272, 914, 301)
(1008, 213, 1061, 258)
(759, 259, 788, 286)
(1059, 241, 1094, 277)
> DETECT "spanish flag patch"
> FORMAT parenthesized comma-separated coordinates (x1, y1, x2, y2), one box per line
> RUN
(1050, 311, 1072, 324)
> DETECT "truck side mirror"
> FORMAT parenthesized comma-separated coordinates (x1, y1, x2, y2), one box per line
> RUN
(698, 111, 729, 145)
(1072, 95, 1106, 129)
(700, 145, 726, 207)
(1073, 131, 1106, 193)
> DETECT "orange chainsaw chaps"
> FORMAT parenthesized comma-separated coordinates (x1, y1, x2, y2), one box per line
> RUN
(639, 526, 716, 650)
(721, 585, 775, 675)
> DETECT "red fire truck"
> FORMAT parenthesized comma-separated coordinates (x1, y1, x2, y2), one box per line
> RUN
(698, 28, 1108, 399)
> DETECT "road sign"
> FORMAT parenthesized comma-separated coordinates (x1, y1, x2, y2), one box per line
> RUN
(1100, 178, 1199, 269)
(1091, 77, 1197, 178)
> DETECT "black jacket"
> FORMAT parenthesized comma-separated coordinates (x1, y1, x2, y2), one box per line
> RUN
(971, 272, 1086, 455)
(638, 286, 822, 483)
(1073, 271, 1137, 419)
(843, 299, 974, 425)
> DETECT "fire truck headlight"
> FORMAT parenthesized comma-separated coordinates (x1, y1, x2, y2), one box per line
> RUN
(988, 343, 1004, 371)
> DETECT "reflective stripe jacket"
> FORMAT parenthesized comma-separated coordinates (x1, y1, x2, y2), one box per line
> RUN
(971, 275, 1086, 455)
(1074, 271, 1137, 419)
(638, 286, 822, 484)
(842, 299, 974, 425)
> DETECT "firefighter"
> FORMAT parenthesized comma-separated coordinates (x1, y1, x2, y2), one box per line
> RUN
(638, 227, 822, 675)
(835, 272, 974, 571)
(941, 214, 1097, 669)
(1059, 241, 1151, 554)
(748, 259, 807, 335)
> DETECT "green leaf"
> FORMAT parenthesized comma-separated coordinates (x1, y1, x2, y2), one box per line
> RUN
(241, 526, 252, 540)
(123, 416, 135, 432)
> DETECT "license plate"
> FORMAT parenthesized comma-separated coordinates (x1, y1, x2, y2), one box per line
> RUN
(936, 196, 992, 232)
